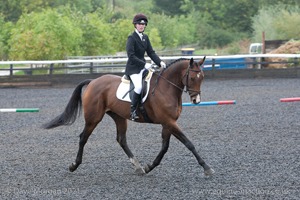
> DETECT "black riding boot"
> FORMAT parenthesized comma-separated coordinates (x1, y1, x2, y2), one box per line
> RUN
(130, 92, 140, 121)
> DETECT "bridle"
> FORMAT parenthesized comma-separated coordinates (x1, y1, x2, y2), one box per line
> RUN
(183, 65, 204, 98)
(152, 62, 204, 98)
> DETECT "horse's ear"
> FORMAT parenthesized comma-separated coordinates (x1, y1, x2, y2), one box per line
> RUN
(189, 58, 194, 67)
(199, 56, 206, 65)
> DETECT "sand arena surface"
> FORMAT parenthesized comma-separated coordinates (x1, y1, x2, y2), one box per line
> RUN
(0, 78, 299, 199)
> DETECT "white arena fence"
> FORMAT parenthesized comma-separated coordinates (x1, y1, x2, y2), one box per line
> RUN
(0, 54, 299, 76)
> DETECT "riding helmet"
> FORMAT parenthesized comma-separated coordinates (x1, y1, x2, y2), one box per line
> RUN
(132, 13, 148, 25)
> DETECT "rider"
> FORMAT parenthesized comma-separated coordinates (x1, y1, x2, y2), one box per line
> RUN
(125, 13, 166, 121)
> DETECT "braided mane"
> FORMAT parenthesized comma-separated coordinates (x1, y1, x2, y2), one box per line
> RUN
(166, 58, 189, 68)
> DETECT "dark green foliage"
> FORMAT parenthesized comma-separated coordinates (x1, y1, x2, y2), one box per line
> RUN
(0, 0, 299, 59)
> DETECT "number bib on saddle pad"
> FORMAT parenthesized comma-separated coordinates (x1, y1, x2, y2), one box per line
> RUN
(116, 70, 153, 103)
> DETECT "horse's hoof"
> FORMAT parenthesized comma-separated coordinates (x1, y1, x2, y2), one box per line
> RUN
(204, 168, 215, 176)
(144, 164, 151, 173)
(69, 163, 78, 172)
(135, 167, 146, 175)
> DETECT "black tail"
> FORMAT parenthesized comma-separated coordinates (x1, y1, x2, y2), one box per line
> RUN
(43, 79, 92, 129)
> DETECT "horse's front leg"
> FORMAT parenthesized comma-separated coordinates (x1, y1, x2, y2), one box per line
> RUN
(117, 128, 145, 175)
(144, 126, 171, 173)
(170, 123, 215, 176)
(107, 112, 145, 175)
(117, 131, 145, 175)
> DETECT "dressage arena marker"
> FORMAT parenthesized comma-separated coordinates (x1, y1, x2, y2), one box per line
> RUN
(0, 108, 39, 112)
(280, 97, 300, 102)
(182, 100, 236, 106)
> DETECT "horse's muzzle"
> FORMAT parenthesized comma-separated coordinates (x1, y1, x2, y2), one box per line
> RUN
(191, 94, 201, 104)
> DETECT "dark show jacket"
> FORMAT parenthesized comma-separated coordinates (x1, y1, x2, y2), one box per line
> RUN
(125, 31, 162, 75)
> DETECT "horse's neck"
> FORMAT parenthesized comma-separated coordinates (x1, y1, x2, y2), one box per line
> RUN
(152, 62, 186, 101)
(164, 62, 187, 88)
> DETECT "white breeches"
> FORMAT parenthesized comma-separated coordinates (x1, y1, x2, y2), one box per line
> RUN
(129, 69, 146, 94)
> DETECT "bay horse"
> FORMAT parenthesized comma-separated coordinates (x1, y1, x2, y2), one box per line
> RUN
(43, 57, 215, 176)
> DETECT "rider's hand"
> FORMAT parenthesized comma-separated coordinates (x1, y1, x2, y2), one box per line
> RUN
(160, 61, 166, 68)
(145, 63, 152, 69)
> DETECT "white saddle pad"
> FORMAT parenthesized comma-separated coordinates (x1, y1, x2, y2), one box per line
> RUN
(116, 71, 153, 103)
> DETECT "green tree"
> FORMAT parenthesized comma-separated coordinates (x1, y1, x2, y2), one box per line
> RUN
(0, 0, 23, 22)
(2, 0, 300, 57)
(0, 0, 54, 22)
(0, 15, 13, 59)
(150, 14, 184, 47)
(79, 13, 116, 55)
(196, 22, 236, 48)
(252, 4, 300, 41)
(114, 0, 154, 17)
(9, 9, 82, 60)
(252, 7, 278, 41)
(0, 0, 106, 22)
(148, 28, 163, 50)
(91, 0, 109, 11)
(196, 0, 259, 33)
(152, 0, 187, 16)
(111, 19, 132, 52)
(50, 0, 94, 13)
(258, 0, 299, 7)
(274, 10, 300, 39)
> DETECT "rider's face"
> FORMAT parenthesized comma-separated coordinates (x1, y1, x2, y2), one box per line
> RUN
(136, 23, 146, 33)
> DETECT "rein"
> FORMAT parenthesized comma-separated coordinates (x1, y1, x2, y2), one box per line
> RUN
(151, 64, 203, 97)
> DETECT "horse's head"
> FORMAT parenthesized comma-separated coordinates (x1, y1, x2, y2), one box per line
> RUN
(183, 57, 205, 104)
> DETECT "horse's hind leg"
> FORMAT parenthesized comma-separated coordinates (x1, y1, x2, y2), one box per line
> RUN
(144, 126, 171, 173)
(69, 121, 99, 172)
(107, 112, 145, 175)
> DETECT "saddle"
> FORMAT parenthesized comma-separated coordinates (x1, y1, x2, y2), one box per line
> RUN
(116, 69, 153, 103)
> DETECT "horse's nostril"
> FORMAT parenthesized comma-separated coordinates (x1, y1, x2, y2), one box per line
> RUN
(191, 94, 201, 104)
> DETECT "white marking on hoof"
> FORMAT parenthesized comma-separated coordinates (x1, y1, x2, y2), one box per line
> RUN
(135, 167, 146, 175)
(144, 164, 150, 173)
(130, 157, 140, 166)
(204, 168, 215, 176)
(130, 157, 145, 175)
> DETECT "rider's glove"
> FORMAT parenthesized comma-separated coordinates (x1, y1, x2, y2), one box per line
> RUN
(160, 61, 166, 68)
(145, 63, 152, 69)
